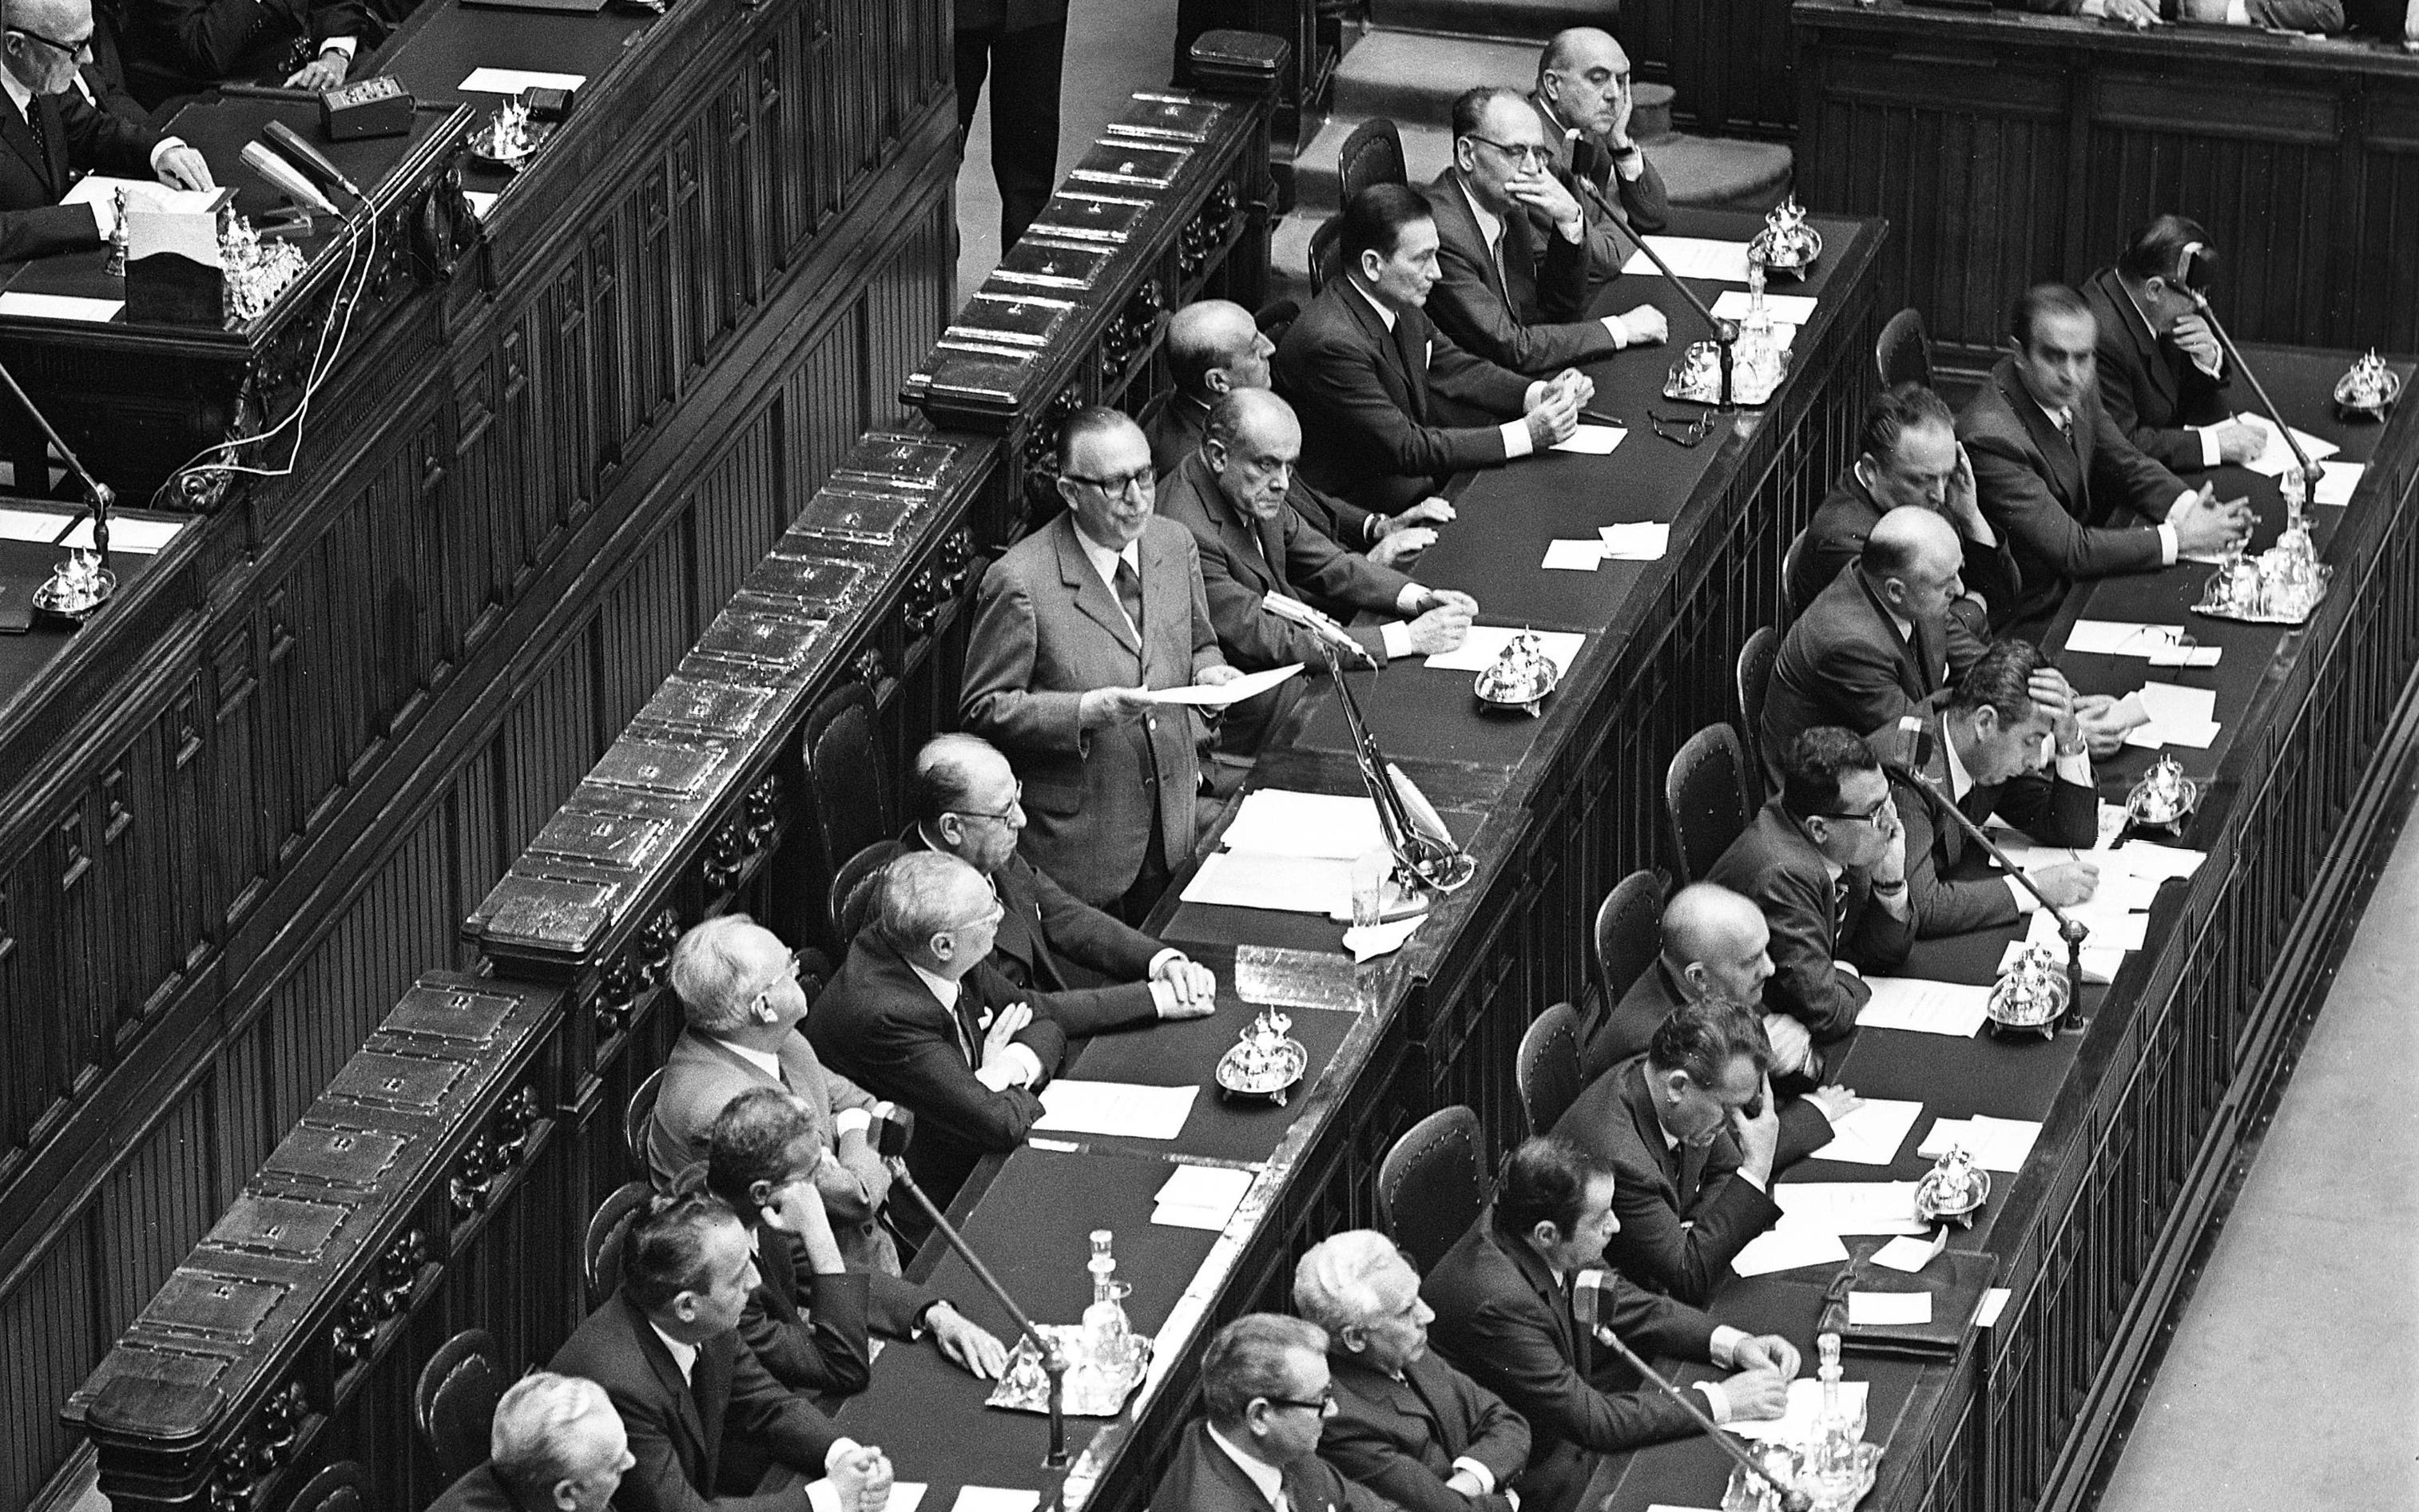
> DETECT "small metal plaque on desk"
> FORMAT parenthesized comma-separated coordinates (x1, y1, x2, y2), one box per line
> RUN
(993, 240, 1112, 291)
(694, 609, 820, 674)
(800, 485, 922, 546)
(590, 739, 721, 797)
(1028, 192, 1151, 245)
(638, 677, 778, 736)
(1109, 93, 1223, 145)
(947, 292, 1078, 351)
(145, 1272, 288, 1343)
(266, 1123, 407, 1189)
(745, 555, 862, 611)
(328, 1053, 465, 1112)
(1070, 141, 1192, 190)
(836, 435, 958, 490)
(384, 982, 523, 1044)
(204, 1195, 349, 1261)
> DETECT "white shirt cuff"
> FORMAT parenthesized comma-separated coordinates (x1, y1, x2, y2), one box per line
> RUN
(2195, 426, 2223, 469)
(85, 200, 109, 240)
(1147, 947, 1184, 978)
(973, 1062, 1015, 1091)
(1148, 978, 1180, 1017)
(833, 1108, 872, 1137)
(1452, 1458, 1495, 1494)
(1380, 620, 1414, 660)
(1599, 314, 1631, 349)
(1709, 1325, 1748, 1367)
(148, 137, 187, 173)
(2053, 749, 2094, 786)
(1834, 960, 1862, 980)
(320, 37, 357, 60)
(2157, 523, 2180, 566)
(2006, 875, 2039, 915)
(1395, 583, 1428, 617)
(1694, 1380, 1731, 1424)
(1734, 1165, 1768, 1193)
(1501, 419, 1535, 459)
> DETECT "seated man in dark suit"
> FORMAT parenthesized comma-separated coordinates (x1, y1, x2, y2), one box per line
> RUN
(121, 0, 367, 107)
(1273, 183, 1590, 515)
(2083, 216, 2262, 473)
(1152, 1313, 1395, 1512)
(1551, 1002, 1781, 1306)
(1424, 85, 1665, 376)
(1958, 283, 2252, 631)
(899, 732, 1216, 1031)
(1152, 300, 1450, 566)
(550, 1191, 892, 1512)
(704, 1088, 1005, 1394)
(1526, 28, 1670, 278)
(1292, 1230, 1529, 1512)
(1706, 728, 1914, 1046)
(424, 1372, 634, 1512)
(1158, 388, 1478, 756)
(806, 851, 1067, 1210)
(0, 0, 213, 261)
(1884, 639, 2101, 939)
(1423, 1137, 1793, 1512)
(1762, 507, 1972, 780)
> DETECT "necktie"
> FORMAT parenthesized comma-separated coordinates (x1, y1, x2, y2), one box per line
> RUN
(1833, 874, 1852, 935)
(949, 983, 979, 1066)
(1488, 228, 1510, 296)
(1113, 557, 1143, 638)
(21, 98, 50, 189)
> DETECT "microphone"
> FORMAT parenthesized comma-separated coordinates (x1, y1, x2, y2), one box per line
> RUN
(1887, 716, 2089, 1034)
(264, 121, 365, 204)
(1619, 232, 1742, 410)
(2175, 264, 2319, 495)
(1572, 1272, 1813, 1512)
(867, 1107, 1073, 1469)
(0, 355, 116, 580)
(1263, 591, 1377, 669)
(241, 141, 340, 216)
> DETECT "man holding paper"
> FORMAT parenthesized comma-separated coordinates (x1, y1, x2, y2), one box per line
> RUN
(0, 0, 213, 262)
(1159, 389, 1477, 756)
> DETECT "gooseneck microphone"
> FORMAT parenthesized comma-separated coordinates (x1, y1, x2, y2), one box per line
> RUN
(2175, 247, 2319, 494)
(1619, 233, 1742, 410)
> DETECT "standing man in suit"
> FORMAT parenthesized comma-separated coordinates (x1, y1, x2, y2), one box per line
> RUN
(806, 851, 1067, 1211)
(1707, 728, 1914, 1045)
(550, 1192, 894, 1512)
(1884, 640, 2100, 938)
(1959, 283, 2252, 631)
(1158, 389, 1478, 755)
(1273, 184, 1590, 516)
(424, 1373, 634, 1512)
(1526, 28, 1670, 279)
(1291, 1230, 1530, 1512)
(1422, 1137, 1793, 1512)
(1151, 1314, 1396, 1512)
(961, 407, 1240, 919)
(1762, 508, 1972, 780)
(1551, 1002, 1783, 1306)
(900, 732, 1217, 1031)
(645, 915, 895, 1273)
(0, 0, 211, 261)
(950, 0, 1066, 248)
(122, 0, 368, 105)
(1424, 86, 1666, 375)
(2083, 216, 2263, 472)
(1150, 300, 1454, 566)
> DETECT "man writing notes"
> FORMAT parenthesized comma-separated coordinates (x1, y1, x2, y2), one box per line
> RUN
(1273, 184, 1592, 515)
(1526, 28, 1669, 274)
(1424, 85, 1666, 375)
(1158, 389, 1478, 755)
(960, 407, 1239, 921)
(2083, 215, 2264, 473)
(1958, 283, 2253, 632)
(0, 0, 213, 261)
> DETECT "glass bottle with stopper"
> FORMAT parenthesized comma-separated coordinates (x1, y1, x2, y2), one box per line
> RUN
(1809, 1331, 1864, 1507)
(1081, 1228, 1136, 1375)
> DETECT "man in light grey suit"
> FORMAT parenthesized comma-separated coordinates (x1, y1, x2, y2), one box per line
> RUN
(960, 407, 1239, 922)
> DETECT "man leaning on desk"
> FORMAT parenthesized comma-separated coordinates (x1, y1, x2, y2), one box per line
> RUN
(122, 0, 367, 107)
(0, 0, 213, 262)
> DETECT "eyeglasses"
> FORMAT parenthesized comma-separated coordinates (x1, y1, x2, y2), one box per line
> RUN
(750, 950, 806, 1007)
(1262, 1390, 1337, 1415)
(1650, 409, 1716, 449)
(1464, 134, 1552, 168)
(947, 782, 1023, 825)
(1818, 800, 1893, 826)
(10, 24, 93, 60)
(1063, 468, 1154, 498)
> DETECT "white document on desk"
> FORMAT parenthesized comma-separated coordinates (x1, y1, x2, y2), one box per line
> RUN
(1181, 851, 1354, 915)
(1425, 626, 1585, 674)
(1809, 1097, 1924, 1165)
(62, 176, 229, 217)
(1857, 978, 1991, 1038)
(2028, 907, 2147, 953)
(2233, 412, 2340, 477)
(1728, 1221, 1851, 1277)
(1034, 1081, 1198, 1141)
(1142, 664, 1301, 706)
(1729, 1379, 1872, 1443)
(1849, 1291, 1932, 1327)
(1219, 789, 1385, 859)
(1872, 1229, 1949, 1273)
(0, 292, 122, 322)
(1549, 423, 1627, 455)
(2065, 619, 2183, 657)
(2112, 841, 2205, 880)
(458, 66, 590, 93)
(1599, 522, 1671, 560)
(1773, 1181, 1927, 1235)
(1623, 236, 1755, 284)
(1543, 538, 1605, 570)
(2315, 459, 2365, 505)
(1710, 289, 1817, 325)
(1921, 1114, 2043, 1173)
(1153, 1164, 1255, 1230)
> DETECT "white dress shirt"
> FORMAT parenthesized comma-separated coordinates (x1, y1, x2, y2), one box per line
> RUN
(1206, 1423, 1290, 1512)
(721, 1040, 870, 1138)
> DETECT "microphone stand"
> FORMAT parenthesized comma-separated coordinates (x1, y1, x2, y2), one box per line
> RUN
(1313, 632, 1476, 894)
(1623, 232, 1741, 411)
(0, 353, 114, 578)
(2185, 288, 2322, 498)
(1587, 1321, 1811, 1512)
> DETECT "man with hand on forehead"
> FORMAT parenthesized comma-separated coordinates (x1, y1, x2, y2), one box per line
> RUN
(1526, 27, 1669, 272)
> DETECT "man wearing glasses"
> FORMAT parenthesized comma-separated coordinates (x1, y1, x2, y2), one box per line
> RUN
(1706, 728, 1914, 1051)
(0, 0, 213, 261)
(1424, 85, 1667, 375)
(1152, 1313, 1394, 1512)
(962, 406, 1241, 923)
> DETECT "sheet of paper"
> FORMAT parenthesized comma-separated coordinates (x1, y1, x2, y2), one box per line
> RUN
(1543, 538, 1605, 571)
(1872, 1229, 1949, 1273)
(1599, 522, 1671, 560)
(2133, 682, 2218, 724)
(458, 66, 589, 93)
(1997, 938, 2126, 985)
(1142, 663, 1301, 707)
(1727, 1221, 1851, 1276)
(0, 292, 122, 322)
(2233, 412, 2340, 477)
(2114, 841, 2205, 880)
(888, 1486, 927, 1512)
(1810, 1097, 1924, 1165)
(1976, 1287, 2012, 1327)
(465, 190, 499, 220)
(2028, 907, 2147, 952)
(1425, 626, 1585, 674)
(1152, 1165, 1254, 1229)
(2314, 459, 2365, 505)
(1729, 1379, 1872, 1443)
(1549, 423, 1627, 455)
(1773, 1181, 1927, 1235)
(2124, 718, 2219, 750)
(1857, 978, 1991, 1038)
(2064, 619, 2180, 657)
(1181, 851, 1354, 915)
(1849, 1290, 1932, 1327)
(1033, 1080, 1199, 1140)
(62, 176, 229, 218)
(56, 516, 183, 553)
(1709, 289, 1818, 325)
(1219, 789, 1385, 860)
(0, 508, 66, 543)
(1920, 1114, 2043, 1173)
(1623, 236, 1755, 284)
(1342, 915, 1423, 962)
(2146, 642, 2222, 668)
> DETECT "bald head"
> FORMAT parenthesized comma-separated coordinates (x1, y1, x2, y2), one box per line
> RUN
(1658, 883, 1774, 1006)
(1166, 299, 1273, 400)
(1205, 389, 1301, 520)
(1860, 506, 1966, 626)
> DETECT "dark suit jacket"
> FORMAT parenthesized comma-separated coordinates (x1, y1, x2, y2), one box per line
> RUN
(960, 511, 1225, 906)
(1551, 1058, 1781, 1306)
(751, 1221, 945, 1351)
(423, 1465, 519, 1512)
(1154, 1419, 1395, 1512)
(953, 0, 1067, 31)
(125, 0, 371, 102)
(1881, 712, 2098, 939)
(1273, 278, 1535, 515)
(0, 87, 160, 262)
(1423, 1212, 1717, 1512)
(1588, 960, 1837, 1170)
(804, 931, 1067, 1202)
(1958, 355, 2187, 629)
(1524, 91, 1670, 281)
(1705, 801, 1913, 1041)
(1321, 1350, 1529, 1512)
(898, 824, 1163, 1035)
(1787, 467, 2020, 630)
(737, 1224, 873, 1395)
(549, 1291, 840, 1512)
(81, 10, 153, 127)
(2082, 267, 2231, 473)
(1146, 391, 1385, 554)
(1761, 562, 1956, 782)
(1424, 169, 1619, 375)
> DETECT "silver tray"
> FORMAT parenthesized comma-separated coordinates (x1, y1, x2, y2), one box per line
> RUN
(2124, 774, 2198, 831)
(1723, 1438, 1881, 1511)
(2335, 365, 2399, 419)
(1664, 344, 1788, 407)
(1914, 1165, 1990, 1224)
(984, 1324, 1151, 1416)
(1747, 223, 1821, 277)
(2191, 563, 2331, 626)
(1216, 1035, 1307, 1104)
(1474, 662, 1557, 716)
(32, 566, 114, 623)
